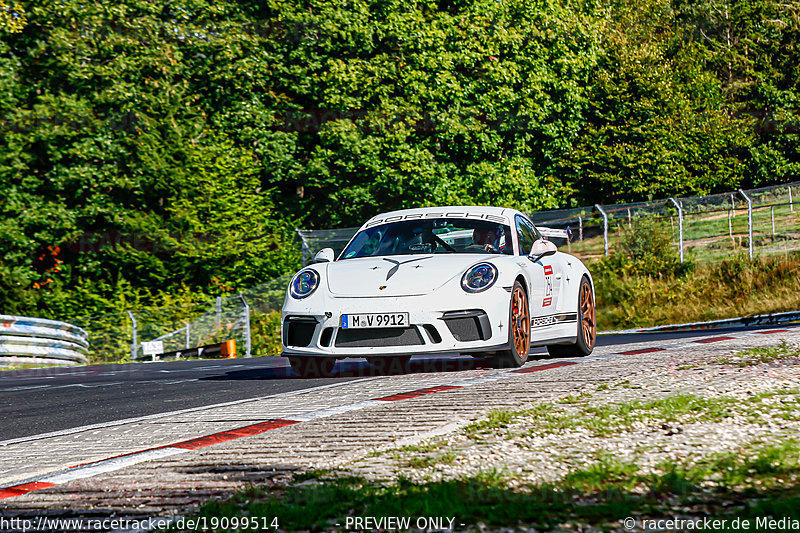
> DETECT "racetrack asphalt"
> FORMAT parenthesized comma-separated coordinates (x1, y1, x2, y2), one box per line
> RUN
(0, 326, 784, 442)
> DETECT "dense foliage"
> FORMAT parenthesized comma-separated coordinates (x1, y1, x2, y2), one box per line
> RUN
(0, 0, 798, 319)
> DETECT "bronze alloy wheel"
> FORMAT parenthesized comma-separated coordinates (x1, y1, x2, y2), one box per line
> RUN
(511, 285, 531, 357)
(547, 275, 596, 358)
(580, 280, 596, 349)
(493, 280, 531, 367)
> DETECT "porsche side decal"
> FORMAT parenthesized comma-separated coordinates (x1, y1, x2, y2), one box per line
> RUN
(531, 312, 578, 329)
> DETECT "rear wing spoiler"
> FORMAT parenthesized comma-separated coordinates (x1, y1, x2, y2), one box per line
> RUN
(538, 226, 570, 240)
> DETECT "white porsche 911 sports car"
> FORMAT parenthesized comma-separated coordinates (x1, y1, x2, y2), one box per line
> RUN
(281, 206, 596, 377)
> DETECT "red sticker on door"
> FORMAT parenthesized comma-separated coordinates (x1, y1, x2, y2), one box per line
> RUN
(543, 297, 552, 306)
(543, 265, 553, 275)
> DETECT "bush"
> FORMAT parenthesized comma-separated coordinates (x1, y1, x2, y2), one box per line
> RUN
(596, 218, 692, 279)
(251, 311, 283, 357)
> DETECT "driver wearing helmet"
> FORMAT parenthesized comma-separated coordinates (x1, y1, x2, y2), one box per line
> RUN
(472, 226, 504, 253)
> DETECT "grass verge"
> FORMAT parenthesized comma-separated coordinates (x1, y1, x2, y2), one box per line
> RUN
(172, 440, 800, 532)
(594, 250, 800, 330)
(714, 342, 800, 367)
(468, 394, 744, 440)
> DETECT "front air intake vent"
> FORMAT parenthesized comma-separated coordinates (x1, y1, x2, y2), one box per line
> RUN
(319, 327, 334, 347)
(284, 317, 317, 347)
(441, 310, 491, 342)
(335, 327, 424, 348)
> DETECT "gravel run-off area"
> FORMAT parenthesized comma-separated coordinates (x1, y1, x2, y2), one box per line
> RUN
(337, 332, 800, 523)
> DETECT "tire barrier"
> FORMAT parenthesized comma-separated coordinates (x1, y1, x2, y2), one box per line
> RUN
(0, 315, 89, 365)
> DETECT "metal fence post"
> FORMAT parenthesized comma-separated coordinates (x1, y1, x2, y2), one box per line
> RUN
(185, 323, 190, 349)
(578, 216, 583, 241)
(728, 209, 733, 243)
(240, 294, 251, 357)
(771, 206, 775, 237)
(738, 189, 753, 260)
(790, 187, 794, 212)
(127, 311, 137, 360)
(669, 198, 684, 263)
(594, 204, 609, 256)
(215, 296, 222, 328)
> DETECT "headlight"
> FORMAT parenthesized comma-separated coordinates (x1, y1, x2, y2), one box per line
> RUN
(290, 269, 320, 299)
(461, 263, 497, 293)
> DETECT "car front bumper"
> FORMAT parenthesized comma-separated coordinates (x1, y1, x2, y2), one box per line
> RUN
(281, 287, 512, 358)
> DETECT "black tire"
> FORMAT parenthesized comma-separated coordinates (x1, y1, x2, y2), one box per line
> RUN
(546, 276, 596, 358)
(289, 356, 336, 378)
(366, 355, 411, 373)
(492, 280, 530, 368)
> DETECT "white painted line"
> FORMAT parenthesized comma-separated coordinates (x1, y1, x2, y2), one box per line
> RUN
(71, 382, 125, 388)
(0, 375, 56, 381)
(44, 448, 188, 484)
(0, 376, 382, 447)
(582, 352, 621, 361)
(291, 400, 387, 422)
(448, 372, 514, 387)
(0, 385, 51, 392)
(3, 449, 189, 491)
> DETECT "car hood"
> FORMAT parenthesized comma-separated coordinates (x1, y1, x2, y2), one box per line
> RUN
(326, 255, 494, 297)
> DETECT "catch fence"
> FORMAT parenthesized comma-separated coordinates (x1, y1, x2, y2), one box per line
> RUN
(296, 182, 800, 264)
(72, 273, 292, 363)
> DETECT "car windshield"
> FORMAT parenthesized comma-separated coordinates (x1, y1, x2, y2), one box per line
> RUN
(340, 218, 514, 259)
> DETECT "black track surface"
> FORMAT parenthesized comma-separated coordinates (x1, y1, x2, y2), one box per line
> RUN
(0, 326, 788, 442)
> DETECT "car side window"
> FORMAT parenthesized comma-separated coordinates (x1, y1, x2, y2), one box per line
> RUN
(515, 215, 540, 256)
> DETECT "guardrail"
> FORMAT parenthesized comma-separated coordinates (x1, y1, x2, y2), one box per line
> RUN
(600, 310, 800, 335)
(0, 315, 89, 365)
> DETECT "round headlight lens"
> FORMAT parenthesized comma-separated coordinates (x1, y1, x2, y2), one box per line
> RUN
(461, 263, 498, 293)
(290, 269, 320, 299)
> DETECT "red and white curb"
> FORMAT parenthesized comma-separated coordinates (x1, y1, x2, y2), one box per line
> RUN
(1, 327, 795, 501)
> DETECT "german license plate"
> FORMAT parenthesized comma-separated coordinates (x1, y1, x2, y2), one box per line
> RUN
(341, 313, 409, 329)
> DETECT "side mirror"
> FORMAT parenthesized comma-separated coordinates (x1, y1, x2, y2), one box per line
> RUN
(528, 239, 557, 263)
(313, 248, 335, 263)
